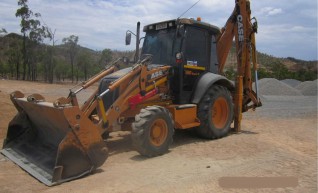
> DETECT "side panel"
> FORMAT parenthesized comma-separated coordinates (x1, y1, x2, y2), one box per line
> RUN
(191, 72, 234, 104)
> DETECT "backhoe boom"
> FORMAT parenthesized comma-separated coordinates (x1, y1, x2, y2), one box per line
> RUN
(217, 0, 261, 132)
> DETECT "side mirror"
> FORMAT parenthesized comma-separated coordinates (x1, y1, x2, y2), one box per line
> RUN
(125, 32, 131, 45)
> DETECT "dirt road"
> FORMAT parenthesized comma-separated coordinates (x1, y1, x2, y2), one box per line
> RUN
(0, 80, 317, 193)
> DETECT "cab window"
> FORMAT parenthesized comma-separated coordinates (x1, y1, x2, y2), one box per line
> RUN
(183, 26, 210, 68)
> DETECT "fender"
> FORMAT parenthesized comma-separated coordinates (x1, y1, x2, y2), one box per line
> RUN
(191, 72, 234, 104)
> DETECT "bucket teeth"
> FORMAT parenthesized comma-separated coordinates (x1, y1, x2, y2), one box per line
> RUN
(10, 91, 24, 98)
(26, 94, 45, 102)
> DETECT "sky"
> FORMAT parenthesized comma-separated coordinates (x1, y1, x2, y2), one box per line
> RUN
(0, 0, 317, 60)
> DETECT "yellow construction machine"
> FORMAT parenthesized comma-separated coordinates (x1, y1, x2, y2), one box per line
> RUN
(2, 0, 261, 185)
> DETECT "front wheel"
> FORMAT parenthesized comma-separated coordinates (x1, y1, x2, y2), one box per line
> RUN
(131, 106, 174, 157)
(196, 85, 233, 139)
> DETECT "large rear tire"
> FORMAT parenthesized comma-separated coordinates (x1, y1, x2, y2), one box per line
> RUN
(196, 85, 233, 139)
(132, 106, 174, 157)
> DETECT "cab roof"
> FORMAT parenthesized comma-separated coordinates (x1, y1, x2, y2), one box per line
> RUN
(143, 18, 221, 34)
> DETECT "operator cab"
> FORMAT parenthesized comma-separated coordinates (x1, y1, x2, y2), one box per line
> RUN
(142, 18, 221, 104)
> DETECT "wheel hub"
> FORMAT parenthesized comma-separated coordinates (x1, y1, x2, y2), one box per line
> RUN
(150, 119, 168, 146)
(211, 97, 229, 129)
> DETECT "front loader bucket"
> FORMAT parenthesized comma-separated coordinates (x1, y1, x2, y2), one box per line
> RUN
(1, 92, 108, 186)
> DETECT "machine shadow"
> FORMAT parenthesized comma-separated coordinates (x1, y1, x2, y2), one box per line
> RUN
(104, 126, 258, 162)
(105, 128, 258, 161)
(104, 129, 201, 159)
(105, 132, 134, 156)
(233, 129, 259, 135)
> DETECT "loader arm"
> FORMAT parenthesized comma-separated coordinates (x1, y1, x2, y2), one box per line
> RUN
(216, 0, 262, 132)
(95, 57, 171, 133)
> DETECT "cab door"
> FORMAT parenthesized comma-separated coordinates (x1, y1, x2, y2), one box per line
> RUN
(179, 26, 211, 103)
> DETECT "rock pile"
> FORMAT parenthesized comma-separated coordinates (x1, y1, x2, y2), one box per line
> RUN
(256, 78, 303, 96)
(295, 80, 318, 96)
(281, 79, 301, 87)
(253, 78, 317, 96)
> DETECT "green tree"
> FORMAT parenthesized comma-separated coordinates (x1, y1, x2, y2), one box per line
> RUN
(16, 0, 51, 80)
(99, 48, 112, 66)
(0, 28, 8, 77)
(45, 28, 57, 83)
(0, 61, 7, 78)
(77, 51, 93, 81)
(270, 61, 290, 80)
(55, 60, 68, 82)
(5, 37, 23, 79)
(62, 35, 79, 83)
(257, 68, 271, 79)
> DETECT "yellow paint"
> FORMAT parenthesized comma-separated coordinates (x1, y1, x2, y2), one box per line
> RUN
(184, 65, 205, 71)
(145, 77, 168, 92)
(97, 98, 107, 123)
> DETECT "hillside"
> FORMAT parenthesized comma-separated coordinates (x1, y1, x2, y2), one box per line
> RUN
(0, 33, 316, 82)
(220, 45, 317, 81)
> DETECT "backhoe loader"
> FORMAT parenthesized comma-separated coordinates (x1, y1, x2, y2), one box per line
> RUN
(2, 0, 261, 186)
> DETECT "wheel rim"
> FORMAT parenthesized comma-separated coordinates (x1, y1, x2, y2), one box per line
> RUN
(150, 119, 168, 147)
(211, 97, 229, 129)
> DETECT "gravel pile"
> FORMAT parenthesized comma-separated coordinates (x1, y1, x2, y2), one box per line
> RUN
(256, 78, 303, 96)
(281, 79, 301, 87)
(295, 80, 318, 96)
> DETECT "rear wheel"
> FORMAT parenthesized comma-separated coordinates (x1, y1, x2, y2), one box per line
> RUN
(132, 106, 174, 157)
(196, 85, 233, 139)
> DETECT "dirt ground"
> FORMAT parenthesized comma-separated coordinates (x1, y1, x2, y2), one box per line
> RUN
(0, 80, 317, 193)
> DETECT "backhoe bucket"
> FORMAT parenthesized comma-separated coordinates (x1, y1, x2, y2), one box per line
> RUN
(1, 91, 108, 186)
